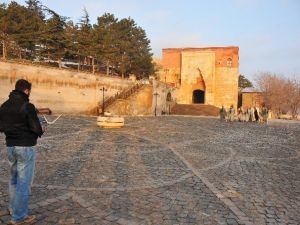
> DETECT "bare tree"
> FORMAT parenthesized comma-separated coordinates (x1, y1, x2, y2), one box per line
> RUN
(256, 72, 300, 118)
(285, 78, 300, 118)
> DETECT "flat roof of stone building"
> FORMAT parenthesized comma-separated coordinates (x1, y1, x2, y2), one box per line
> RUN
(162, 46, 239, 51)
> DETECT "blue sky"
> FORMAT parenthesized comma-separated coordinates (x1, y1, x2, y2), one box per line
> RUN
(3, 0, 300, 81)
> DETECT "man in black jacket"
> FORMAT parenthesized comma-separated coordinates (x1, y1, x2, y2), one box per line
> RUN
(0, 79, 43, 224)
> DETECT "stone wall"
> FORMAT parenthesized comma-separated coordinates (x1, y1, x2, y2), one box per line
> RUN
(161, 49, 181, 86)
(180, 51, 215, 104)
(0, 61, 133, 115)
(214, 67, 239, 108)
(106, 85, 153, 116)
(159, 47, 239, 108)
(242, 92, 264, 108)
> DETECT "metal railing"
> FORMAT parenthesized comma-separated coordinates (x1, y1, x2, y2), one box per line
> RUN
(103, 83, 144, 108)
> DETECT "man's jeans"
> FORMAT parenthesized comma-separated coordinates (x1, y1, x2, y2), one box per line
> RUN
(7, 146, 36, 222)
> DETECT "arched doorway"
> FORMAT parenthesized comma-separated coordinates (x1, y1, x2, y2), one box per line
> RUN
(193, 90, 205, 104)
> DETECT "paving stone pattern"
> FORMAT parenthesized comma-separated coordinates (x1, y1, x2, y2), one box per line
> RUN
(0, 116, 299, 225)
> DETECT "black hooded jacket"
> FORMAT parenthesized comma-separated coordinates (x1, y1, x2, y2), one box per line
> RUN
(0, 90, 43, 146)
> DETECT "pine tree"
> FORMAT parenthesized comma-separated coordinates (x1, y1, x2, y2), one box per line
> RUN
(239, 74, 253, 90)
(113, 17, 154, 78)
(94, 14, 154, 78)
(0, 3, 8, 59)
(0, 2, 44, 59)
(94, 13, 118, 75)
(77, 8, 95, 72)
(40, 8, 67, 67)
(25, 0, 44, 19)
(114, 18, 134, 78)
(128, 25, 154, 78)
(0, 2, 155, 77)
(64, 20, 79, 68)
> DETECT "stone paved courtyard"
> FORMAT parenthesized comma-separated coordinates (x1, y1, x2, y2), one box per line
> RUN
(0, 116, 299, 225)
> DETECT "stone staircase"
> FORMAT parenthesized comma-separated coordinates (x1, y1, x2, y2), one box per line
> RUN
(171, 104, 220, 117)
(103, 83, 144, 109)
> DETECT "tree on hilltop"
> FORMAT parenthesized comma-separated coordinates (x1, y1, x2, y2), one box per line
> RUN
(40, 7, 67, 67)
(0, 2, 44, 59)
(25, 0, 44, 19)
(114, 17, 135, 78)
(127, 25, 154, 79)
(0, 2, 155, 78)
(64, 20, 79, 67)
(0, 3, 8, 59)
(94, 13, 118, 76)
(239, 74, 253, 90)
(93, 14, 153, 78)
(77, 8, 96, 73)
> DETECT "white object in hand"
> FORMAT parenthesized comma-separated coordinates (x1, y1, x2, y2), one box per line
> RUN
(43, 114, 62, 125)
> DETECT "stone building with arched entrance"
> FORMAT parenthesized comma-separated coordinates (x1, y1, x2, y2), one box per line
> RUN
(159, 47, 239, 109)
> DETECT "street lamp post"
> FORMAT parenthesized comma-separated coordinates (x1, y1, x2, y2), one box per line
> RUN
(153, 92, 159, 117)
(100, 87, 107, 116)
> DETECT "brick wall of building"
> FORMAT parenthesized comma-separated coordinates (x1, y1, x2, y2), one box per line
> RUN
(242, 92, 264, 108)
(159, 47, 239, 108)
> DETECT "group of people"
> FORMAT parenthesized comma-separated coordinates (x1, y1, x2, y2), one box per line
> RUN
(220, 105, 269, 123)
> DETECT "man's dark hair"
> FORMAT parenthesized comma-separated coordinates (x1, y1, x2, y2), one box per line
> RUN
(15, 79, 32, 92)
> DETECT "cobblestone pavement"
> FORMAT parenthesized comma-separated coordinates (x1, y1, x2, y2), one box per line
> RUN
(0, 116, 299, 225)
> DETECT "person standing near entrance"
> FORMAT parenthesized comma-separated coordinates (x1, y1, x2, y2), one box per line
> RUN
(261, 105, 269, 123)
(229, 105, 235, 122)
(254, 106, 260, 122)
(249, 106, 255, 122)
(244, 107, 250, 122)
(0, 79, 44, 224)
(219, 105, 226, 121)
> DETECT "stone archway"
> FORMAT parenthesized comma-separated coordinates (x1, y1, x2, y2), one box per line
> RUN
(193, 89, 205, 104)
